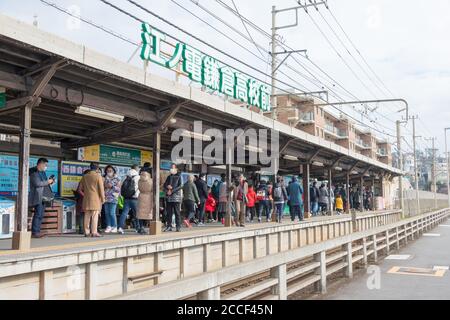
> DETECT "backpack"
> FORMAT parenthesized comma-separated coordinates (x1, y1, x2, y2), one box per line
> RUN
(121, 176, 136, 199)
(273, 186, 283, 201)
(256, 186, 267, 201)
(212, 181, 221, 198)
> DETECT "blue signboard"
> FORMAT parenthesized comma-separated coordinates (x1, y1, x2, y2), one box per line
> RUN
(0, 155, 59, 196)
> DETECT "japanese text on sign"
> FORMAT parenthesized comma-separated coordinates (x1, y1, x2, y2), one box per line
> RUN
(140, 23, 271, 112)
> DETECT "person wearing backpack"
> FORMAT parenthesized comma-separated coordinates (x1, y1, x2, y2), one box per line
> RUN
(273, 176, 288, 223)
(103, 165, 121, 234)
(256, 180, 270, 223)
(118, 165, 141, 234)
(163, 164, 183, 232)
(287, 176, 304, 222)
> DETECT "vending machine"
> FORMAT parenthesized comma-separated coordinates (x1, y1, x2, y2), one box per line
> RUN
(0, 197, 15, 239)
(60, 199, 77, 234)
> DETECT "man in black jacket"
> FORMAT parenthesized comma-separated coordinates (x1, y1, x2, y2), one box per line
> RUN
(309, 181, 320, 216)
(163, 164, 183, 232)
(194, 173, 208, 225)
(29, 158, 55, 238)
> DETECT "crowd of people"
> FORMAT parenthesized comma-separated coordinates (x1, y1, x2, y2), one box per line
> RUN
(161, 167, 307, 232)
(28, 158, 375, 239)
(309, 182, 375, 216)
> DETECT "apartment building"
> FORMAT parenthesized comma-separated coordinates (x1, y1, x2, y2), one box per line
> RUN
(275, 94, 392, 166)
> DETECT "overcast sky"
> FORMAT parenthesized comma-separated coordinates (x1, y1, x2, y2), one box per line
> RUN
(1, 0, 449, 155)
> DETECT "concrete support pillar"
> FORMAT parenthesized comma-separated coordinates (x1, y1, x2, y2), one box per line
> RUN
(346, 173, 350, 213)
(362, 237, 368, 267)
(150, 130, 162, 235)
(372, 235, 378, 262)
(303, 164, 310, 217)
(222, 241, 229, 267)
(239, 239, 245, 262)
(197, 286, 220, 300)
(360, 176, 365, 212)
(153, 252, 162, 285)
(395, 227, 400, 250)
(12, 104, 32, 250)
(372, 177, 376, 211)
(314, 251, 327, 294)
(39, 270, 53, 300)
(122, 257, 129, 294)
(270, 264, 287, 300)
(404, 224, 408, 244)
(328, 168, 333, 216)
(224, 156, 233, 227)
(385, 230, 390, 254)
(85, 263, 97, 300)
(180, 248, 188, 278)
(344, 242, 353, 278)
(203, 244, 210, 272)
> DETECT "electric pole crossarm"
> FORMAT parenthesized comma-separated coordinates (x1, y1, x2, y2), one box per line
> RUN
(313, 99, 409, 120)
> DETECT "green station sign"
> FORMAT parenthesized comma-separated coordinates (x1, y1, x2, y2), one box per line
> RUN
(0, 87, 6, 109)
(140, 23, 271, 112)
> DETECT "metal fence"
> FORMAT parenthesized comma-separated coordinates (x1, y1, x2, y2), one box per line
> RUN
(115, 208, 449, 300)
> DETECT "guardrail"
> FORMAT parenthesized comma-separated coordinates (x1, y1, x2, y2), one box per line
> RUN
(115, 208, 449, 300)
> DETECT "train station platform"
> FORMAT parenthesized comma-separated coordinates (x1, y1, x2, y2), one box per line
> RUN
(312, 217, 450, 300)
(0, 210, 402, 299)
(0, 210, 399, 262)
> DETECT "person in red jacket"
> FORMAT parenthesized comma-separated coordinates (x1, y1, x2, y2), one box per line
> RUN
(205, 187, 217, 223)
(246, 185, 257, 222)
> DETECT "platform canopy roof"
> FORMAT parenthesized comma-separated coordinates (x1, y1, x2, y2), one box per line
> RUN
(0, 14, 402, 181)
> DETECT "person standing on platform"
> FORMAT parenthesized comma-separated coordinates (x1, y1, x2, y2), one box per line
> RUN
(29, 158, 55, 238)
(137, 170, 153, 235)
(79, 163, 105, 237)
(273, 176, 288, 223)
(287, 176, 304, 222)
(163, 164, 183, 232)
(217, 173, 228, 224)
(140, 162, 152, 175)
(256, 180, 270, 223)
(205, 187, 217, 223)
(103, 165, 121, 234)
(235, 174, 248, 227)
(194, 173, 208, 226)
(310, 181, 320, 216)
(118, 165, 141, 234)
(335, 194, 344, 215)
(319, 183, 329, 215)
(182, 174, 200, 228)
(74, 169, 90, 235)
(246, 184, 257, 223)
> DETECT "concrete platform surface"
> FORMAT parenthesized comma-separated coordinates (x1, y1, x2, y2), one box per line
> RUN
(313, 217, 450, 300)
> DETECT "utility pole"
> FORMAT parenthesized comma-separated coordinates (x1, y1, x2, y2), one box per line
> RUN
(396, 120, 405, 217)
(409, 115, 420, 215)
(425, 137, 437, 209)
(445, 128, 450, 207)
(271, 5, 277, 120)
(270, 1, 327, 120)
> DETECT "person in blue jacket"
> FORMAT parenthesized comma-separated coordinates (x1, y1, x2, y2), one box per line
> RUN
(287, 176, 304, 222)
